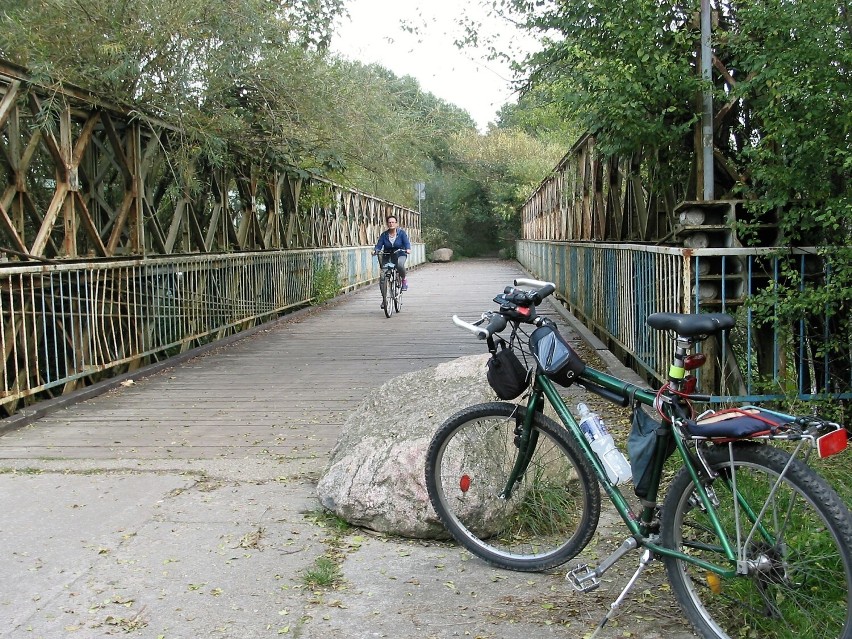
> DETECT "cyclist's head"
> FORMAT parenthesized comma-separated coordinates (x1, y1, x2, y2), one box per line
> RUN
(386, 215, 398, 228)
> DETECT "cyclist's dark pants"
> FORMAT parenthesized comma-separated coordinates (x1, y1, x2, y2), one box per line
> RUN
(380, 254, 407, 279)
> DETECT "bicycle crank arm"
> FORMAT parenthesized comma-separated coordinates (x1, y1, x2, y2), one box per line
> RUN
(566, 537, 638, 592)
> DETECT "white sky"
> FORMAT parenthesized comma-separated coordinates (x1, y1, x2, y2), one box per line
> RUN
(331, 0, 529, 132)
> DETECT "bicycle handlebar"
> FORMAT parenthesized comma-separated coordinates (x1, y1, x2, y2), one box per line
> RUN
(514, 278, 550, 288)
(452, 313, 508, 339)
(514, 278, 556, 303)
(452, 279, 557, 338)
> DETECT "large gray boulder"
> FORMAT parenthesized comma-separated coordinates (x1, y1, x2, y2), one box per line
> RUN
(316, 354, 500, 538)
(430, 248, 453, 262)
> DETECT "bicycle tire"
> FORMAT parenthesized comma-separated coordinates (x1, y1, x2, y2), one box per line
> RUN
(382, 273, 393, 318)
(393, 271, 402, 313)
(660, 444, 852, 639)
(425, 402, 601, 572)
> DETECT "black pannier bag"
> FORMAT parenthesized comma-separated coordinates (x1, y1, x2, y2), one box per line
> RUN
(627, 407, 675, 499)
(528, 324, 586, 386)
(486, 339, 531, 400)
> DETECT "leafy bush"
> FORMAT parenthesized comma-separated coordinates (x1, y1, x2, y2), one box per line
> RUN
(311, 258, 341, 305)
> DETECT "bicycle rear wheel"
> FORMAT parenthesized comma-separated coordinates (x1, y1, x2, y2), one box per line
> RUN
(661, 444, 852, 639)
(393, 271, 403, 313)
(382, 273, 393, 318)
(425, 402, 600, 572)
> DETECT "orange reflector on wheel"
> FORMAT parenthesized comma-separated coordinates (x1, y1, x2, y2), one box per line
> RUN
(460, 474, 471, 493)
(817, 428, 847, 458)
(706, 572, 722, 594)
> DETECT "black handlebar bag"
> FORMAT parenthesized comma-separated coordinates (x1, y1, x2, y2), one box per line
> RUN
(486, 339, 531, 400)
(529, 325, 586, 386)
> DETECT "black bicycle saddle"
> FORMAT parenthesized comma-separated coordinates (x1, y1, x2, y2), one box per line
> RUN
(646, 313, 736, 337)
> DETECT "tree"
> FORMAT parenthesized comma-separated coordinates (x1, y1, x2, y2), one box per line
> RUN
(489, 0, 851, 398)
(421, 128, 563, 256)
(721, 0, 852, 399)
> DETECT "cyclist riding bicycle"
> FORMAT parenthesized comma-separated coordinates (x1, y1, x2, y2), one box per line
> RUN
(374, 214, 411, 295)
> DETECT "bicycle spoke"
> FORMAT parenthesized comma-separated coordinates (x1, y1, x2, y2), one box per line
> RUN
(662, 445, 852, 639)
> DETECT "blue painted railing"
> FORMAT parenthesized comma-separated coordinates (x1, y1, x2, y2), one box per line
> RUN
(518, 240, 851, 403)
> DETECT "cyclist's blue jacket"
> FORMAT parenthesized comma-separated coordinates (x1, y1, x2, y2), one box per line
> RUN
(375, 228, 411, 256)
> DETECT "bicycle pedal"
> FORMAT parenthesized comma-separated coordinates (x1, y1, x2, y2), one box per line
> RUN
(566, 564, 601, 592)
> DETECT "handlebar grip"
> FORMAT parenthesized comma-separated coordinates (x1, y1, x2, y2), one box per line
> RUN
(482, 313, 508, 337)
(535, 283, 556, 301)
(452, 314, 507, 339)
(513, 279, 557, 303)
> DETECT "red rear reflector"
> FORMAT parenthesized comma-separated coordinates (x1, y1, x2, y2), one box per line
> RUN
(460, 475, 471, 493)
(517, 306, 531, 316)
(817, 428, 847, 458)
(683, 376, 697, 394)
(684, 353, 707, 371)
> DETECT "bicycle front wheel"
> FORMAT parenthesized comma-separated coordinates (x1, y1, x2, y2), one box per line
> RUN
(393, 273, 402, 313)
(661, 444, 852, 639)
(425, 402, 600, 572)
(382, 274, 393, 318)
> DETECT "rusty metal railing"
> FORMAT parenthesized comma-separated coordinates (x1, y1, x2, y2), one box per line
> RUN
(0, 244, 424, 414)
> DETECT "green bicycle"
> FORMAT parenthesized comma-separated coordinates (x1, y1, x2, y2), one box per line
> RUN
(425, 277, 852, 639)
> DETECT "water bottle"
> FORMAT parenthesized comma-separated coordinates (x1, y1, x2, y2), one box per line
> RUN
(577, 403, 632, 485)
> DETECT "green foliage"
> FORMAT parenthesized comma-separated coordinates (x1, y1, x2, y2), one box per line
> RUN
(302, 556, 340, 587)
(495, 84, 583, 143)
(723, 0, 852, 246)
(720, 0, 852, 399)
(299, 181, 335, 211)
(305, 509, 352, 533)
(319, 62, 476, 205)
(311, 257, 342, 305)
(421, 226, 450, 256)
(1, 0, 349, 176)
(421, 128, 562, 257)
(746, 248, 852, 398)
(501, 0, 702, 158)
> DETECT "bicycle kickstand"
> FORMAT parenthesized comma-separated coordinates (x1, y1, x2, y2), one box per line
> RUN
(588, 548, 654, 639)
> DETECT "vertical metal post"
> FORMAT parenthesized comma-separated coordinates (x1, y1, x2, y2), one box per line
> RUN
(701, 0, 714, 200)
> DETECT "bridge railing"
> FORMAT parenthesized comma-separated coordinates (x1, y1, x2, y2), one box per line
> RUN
(0, 245, 424, 414)
(518, 240, 851, 403)
(0, 59, 427, 418)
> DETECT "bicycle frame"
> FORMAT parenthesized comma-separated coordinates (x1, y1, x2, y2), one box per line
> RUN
(517, 367, 744, 578)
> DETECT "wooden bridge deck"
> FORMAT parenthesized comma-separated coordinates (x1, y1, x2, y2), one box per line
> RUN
(0, 259, 553, 468)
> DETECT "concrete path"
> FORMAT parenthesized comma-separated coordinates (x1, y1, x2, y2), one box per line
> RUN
(0, 259, 696, 639)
